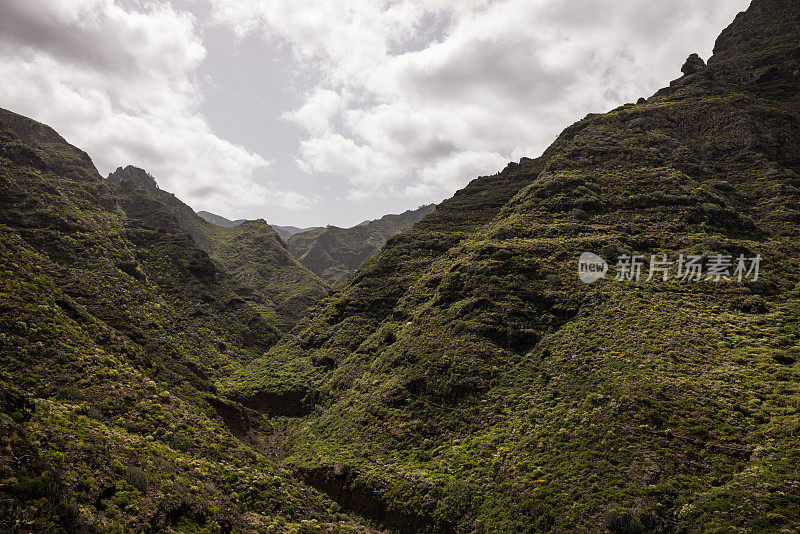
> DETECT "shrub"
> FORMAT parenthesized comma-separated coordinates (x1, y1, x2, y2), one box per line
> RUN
(110, 459, 125, 475)
(571, 208, 589, 220)
(603, 508, 644, 534)
(738, 296, 768, 314)
(153, 457, 176, 474)
(771, 350, 797, 365)
(14, 475, 48, 499)
(86, 406, 103, 420)
(124, 466, 148, 493)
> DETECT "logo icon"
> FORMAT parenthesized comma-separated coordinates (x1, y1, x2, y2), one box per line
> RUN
(578, 252, 608, 284)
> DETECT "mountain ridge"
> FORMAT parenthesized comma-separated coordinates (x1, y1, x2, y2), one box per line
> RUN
(287, 204, 437, 285)
(1, 0, 799, 531)
(196, 210, 245, 228)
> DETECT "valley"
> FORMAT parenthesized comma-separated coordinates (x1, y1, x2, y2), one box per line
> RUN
(1, 0, 799, 532)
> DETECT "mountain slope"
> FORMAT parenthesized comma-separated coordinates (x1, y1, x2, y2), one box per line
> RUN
(196, 210, 319, 247)
(196, 210, 245, 227)
(287, 205, 436, 285)
(0, 110, 371, 532)
(225, 1, 800, 531)
(108, 166, 329, 330)
(272, 224, 320, 242)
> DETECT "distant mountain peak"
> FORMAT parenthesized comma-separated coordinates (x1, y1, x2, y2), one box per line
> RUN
(287, 203, 437, 285)
(197, 210, 245, 227)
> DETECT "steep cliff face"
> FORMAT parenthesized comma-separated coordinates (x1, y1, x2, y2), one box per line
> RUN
(225, 1, 800, 531)
(287, 204, 436, 285)
(108, 165, 329, 330)
(0, 111, 367, 531)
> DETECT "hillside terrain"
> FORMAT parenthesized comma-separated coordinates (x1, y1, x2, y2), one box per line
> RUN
(224, 0, 800, 531)
(197, 211, 318, 242)
(287, 205, 435, 285)
(0, 111, 371, 532)
(272, 225, 320, 242)
(108, 166, 328, 330)
(1, 0, 799, 532)
(196, 211, 245, 228)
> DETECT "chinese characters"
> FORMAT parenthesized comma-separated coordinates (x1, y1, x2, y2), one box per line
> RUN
(613, 253, 761, 283)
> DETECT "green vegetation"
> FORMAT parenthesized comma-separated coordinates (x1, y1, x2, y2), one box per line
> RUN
(0, 113, 372, 532)
(223, 1, 800, 531)
(2, 0, 800, 532)
(108, 166, 329, 330)
(287, 205, 435, 286)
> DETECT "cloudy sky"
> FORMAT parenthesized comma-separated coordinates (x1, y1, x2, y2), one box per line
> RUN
(0, 0, 749, 227)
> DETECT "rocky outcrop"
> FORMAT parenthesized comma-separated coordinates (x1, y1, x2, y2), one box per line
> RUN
(680, 53, 706, 75)
(108, 165, 159, 192)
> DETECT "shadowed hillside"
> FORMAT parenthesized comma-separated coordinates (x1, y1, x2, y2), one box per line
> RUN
(2, 0, 799, 532)
(224, 0, 800, 531)
(0, 111, 372, 532)
(287, 205, 436, 285)
(108, 166, 329, 330)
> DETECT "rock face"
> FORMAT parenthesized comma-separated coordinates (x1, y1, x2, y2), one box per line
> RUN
(287, 204, 436, 285)
(226, 1, 800, 531)
(680, 52, 706, 75)
(108, 165, 159, 191)
(108, 165, 329, 330)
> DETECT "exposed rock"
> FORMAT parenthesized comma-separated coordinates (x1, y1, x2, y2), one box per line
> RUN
(108, 165, 159, 192)
(681, 53, 706, 75)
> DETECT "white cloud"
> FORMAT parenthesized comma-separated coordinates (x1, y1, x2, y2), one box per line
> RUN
(297, 133, 402, 187)
(0, 0, 750, 223)
(419, 150, 508, 192)
(0, 0, 309, 213)
(207, 0, 749, 203)
(282, 89, 343, 137)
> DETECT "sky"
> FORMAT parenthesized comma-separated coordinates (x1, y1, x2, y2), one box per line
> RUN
(0, 0, 750, 227)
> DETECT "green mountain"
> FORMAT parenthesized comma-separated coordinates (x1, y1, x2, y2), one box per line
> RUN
(271, 225, 320, 243)
(196, 210, 318, 242)
(287, 205, 436, 285)
(0, 111, 371, 532)
(224, 1, 800, 531)
(108, 166, 329, 331)
(3, 0, 800, 532)
(196, 211, 245, 228)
